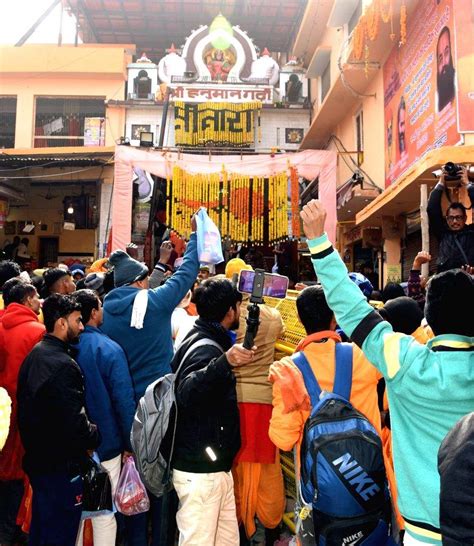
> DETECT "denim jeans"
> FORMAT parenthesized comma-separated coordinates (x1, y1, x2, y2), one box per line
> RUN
(29, 472, 83, 546)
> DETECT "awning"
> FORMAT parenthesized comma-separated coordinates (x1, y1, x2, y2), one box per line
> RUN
(356, 145, 474, 227)
(0, 146, 114, 169)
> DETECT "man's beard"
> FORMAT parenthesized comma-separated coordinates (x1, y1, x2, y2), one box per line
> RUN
(230, 318, 240, 331)
(66, 326, 81, 344)
(437, 64, 455, 111)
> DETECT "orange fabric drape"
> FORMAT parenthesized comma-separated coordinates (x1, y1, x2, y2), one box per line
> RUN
(232, 459, 285, 538)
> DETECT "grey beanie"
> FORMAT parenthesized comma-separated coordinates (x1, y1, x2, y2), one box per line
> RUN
(108, 250, 149, 287)
(84, 272, 105, 296)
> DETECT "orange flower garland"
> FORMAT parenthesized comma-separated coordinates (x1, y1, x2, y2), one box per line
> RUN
(400, 1, 407, 45)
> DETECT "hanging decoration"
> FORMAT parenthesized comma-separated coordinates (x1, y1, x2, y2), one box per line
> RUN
(289, 166, 300, 238)
(352, 0, 406, 61)
(168, 166, 290, 243)
(174, 101, 261, 147)
(400, 1, 407, 45)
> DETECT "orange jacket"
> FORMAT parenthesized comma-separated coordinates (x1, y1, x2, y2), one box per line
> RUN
(268, 331, 382, 454)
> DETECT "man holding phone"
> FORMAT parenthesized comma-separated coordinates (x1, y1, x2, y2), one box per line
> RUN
(225, 259, 287, 543)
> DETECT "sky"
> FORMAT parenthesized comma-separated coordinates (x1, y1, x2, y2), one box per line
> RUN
(0, 0, 79, 45)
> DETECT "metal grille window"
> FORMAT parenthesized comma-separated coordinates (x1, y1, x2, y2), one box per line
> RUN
(0, 97, 17, 149)
(34, 97, 105, 148)
(321, 63, 331, 103)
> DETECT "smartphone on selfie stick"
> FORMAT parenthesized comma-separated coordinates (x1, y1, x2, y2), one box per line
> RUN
(237, 269, 289, 350)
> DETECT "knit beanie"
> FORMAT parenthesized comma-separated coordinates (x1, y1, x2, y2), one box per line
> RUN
(379, 296, 423, 336)
(108, 250, 149, 287)
(84, 272, 105, 297)
(225, 258, 253, 279)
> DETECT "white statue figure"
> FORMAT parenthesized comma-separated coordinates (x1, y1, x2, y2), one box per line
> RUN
(249, 48, 279, 86)
(158, 44, 186, 84)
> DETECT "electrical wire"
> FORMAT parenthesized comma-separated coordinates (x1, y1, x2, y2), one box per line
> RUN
(327, 134, 381, 192)
(2, 156, 114, 180)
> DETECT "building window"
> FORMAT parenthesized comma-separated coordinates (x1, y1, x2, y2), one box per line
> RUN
(321, 63, 331, 103)
(348, 1, 362, 35)
(34, 97, 105, 148)
(355, 109, 364, 165)
(0, 97, 17, 149)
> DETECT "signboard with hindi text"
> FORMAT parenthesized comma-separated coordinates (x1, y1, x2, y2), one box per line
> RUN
(383, 0, 461, 187)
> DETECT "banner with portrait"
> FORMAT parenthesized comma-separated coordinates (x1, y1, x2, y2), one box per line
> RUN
(454, 0, 474, 133)
(383, 0, 461, 187)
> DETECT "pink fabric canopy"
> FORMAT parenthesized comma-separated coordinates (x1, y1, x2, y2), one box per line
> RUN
(112, 145, 337, 250)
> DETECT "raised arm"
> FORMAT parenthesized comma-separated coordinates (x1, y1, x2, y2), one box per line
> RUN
(300, 200, 421, 380)
(427, 180, 446, 238)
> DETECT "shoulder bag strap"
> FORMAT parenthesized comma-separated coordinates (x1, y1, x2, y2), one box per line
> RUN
(453, 235, 469, 265)
(174, 337, 224, 379)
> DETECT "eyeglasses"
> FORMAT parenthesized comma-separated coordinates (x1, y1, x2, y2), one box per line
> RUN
(446, 215, 465, 222)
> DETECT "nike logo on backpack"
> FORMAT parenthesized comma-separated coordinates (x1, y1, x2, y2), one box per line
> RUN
(332, 453, 381, 501)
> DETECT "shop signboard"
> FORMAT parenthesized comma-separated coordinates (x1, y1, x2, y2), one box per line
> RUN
(383, 0, 461, 188)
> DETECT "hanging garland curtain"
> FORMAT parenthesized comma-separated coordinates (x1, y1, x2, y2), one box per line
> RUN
(174, 101, 261, 147)
(169, 166, 290, 243)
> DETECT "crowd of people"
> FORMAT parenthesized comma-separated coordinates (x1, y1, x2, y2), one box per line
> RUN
(0, 171, 472, 546)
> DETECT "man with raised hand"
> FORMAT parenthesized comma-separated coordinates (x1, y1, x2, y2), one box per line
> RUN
(300, 199, 474, 546)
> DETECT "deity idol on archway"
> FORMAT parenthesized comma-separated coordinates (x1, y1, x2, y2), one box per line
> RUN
(205, 48, 235, 81)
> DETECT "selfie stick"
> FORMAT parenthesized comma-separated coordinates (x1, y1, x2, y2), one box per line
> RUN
(243, 269, 265, 350)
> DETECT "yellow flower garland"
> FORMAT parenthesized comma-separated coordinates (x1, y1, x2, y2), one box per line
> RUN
(168, 166, 291, 243)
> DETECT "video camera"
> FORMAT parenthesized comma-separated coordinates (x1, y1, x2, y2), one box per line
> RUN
(236, 269, 289, 350)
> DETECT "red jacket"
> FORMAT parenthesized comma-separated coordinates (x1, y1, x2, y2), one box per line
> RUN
(0, 303, 45, 480)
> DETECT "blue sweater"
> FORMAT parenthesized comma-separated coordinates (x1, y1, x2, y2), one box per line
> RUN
(102, 233, 200, 402)
(75, 325, 135, 461)
(308, 233, 474, 545)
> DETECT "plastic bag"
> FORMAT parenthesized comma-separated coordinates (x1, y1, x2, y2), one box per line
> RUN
(195, 208, 224, 265)
(81, 455, 113, 519)
(115, 456, 150, 515)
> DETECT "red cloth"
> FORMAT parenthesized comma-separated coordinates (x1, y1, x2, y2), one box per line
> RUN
(0, 303, 45, 481)
(234, 403, 276, 464)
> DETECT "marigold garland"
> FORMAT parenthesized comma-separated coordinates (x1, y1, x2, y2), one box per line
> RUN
(168, 166, 290, 243)
(352, 0, 407, 61)
(365, 0, 380, 41)
(400, 1, 407, 45)
(289, 166, 300, 238)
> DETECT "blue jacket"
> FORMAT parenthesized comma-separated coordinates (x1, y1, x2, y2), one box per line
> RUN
(308, 233, 474, 545)
(102, 233, 200, 402)
(75, 325, 135, 461)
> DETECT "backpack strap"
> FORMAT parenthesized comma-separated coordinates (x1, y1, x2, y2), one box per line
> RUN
(175, 337, 224, 379)
(333, 342, 353, 400)
(291, 351, 322, 407)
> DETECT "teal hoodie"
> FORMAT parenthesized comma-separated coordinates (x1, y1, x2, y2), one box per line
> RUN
(102, 233, 199, 402)
(308, 233, 474, 545)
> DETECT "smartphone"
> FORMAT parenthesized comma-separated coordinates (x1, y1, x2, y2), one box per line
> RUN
(238, 269, 289, 299)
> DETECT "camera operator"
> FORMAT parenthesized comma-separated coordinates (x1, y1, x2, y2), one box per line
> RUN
(427, 165, 474, 272)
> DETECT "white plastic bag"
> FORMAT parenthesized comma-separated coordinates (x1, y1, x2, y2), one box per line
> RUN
(195, 208, 224, 265)
(114, 456, 150, 515)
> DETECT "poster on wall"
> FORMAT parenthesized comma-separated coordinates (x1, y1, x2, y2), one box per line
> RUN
(454, 0, 474, 132)
(383, 0, 461, 187)
(84, 117, 105, 146)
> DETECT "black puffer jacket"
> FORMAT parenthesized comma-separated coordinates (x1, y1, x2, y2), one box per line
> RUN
(171, 319, 240, 473)
(17, 334, 100, 476)
(438, 412, 474, 545)
(427, 183, 474, 272)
